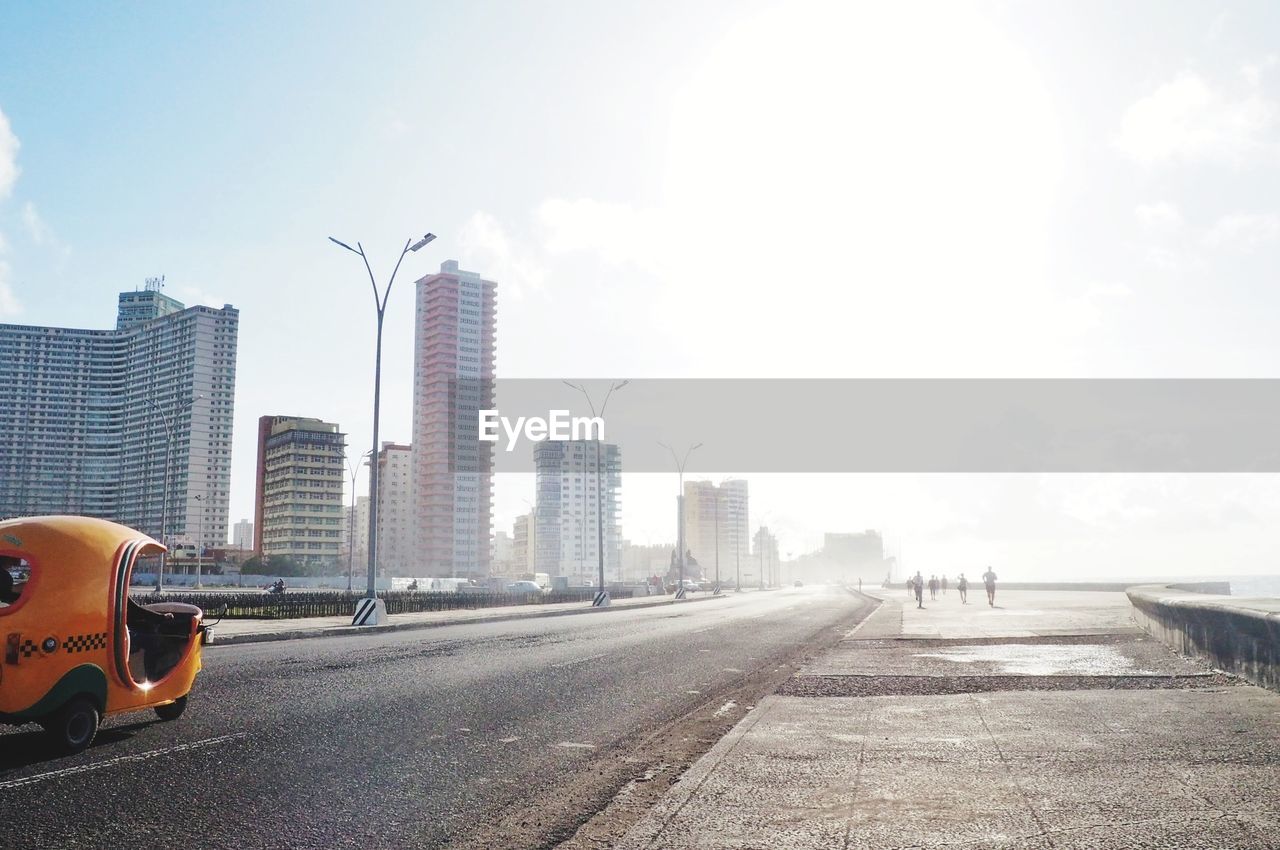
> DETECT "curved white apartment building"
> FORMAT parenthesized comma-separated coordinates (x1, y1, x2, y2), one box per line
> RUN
(0, 284, 238, 550)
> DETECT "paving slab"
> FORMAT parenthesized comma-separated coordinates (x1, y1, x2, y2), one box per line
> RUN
(613, 590, 1280, 850)
(869, 588, 1142, 639)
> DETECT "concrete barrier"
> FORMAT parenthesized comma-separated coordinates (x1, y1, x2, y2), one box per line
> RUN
(1127, 584, 1280, 692)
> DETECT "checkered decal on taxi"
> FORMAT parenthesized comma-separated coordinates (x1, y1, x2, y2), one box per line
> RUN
(63, 633, 108, 653)
(19, 639, 38, 658)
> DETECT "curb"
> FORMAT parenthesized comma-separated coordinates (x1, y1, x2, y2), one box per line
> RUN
(212, 591, 730, 646)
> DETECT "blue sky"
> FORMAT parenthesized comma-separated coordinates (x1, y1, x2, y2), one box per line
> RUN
(4, 2, 1280, 576)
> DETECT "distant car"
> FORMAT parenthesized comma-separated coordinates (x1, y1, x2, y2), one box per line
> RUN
(506, 580, 544, 594)
(794, 580, 804, 587)
(679, 579, 701, 592)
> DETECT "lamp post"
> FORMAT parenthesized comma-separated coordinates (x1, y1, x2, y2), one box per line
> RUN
(659, 441, 701, 597)
(330, 232, 435, 622)
(755, 511, 771, 591)
(563, 380, 629, 604)
(194, 493, 204, 589)
(148, 394, 202, 593)
(345, 450, 372, 594)
(713, 490, 720, 594)
(521, 497, 538, 580)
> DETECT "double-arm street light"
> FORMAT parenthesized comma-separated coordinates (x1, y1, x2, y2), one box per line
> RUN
(658, 441, 701, 596)
(563, 380, 629, 603)
(330, 232, 435, 610)
(345, 449, 373, 593)
(149, 394, 203, 593)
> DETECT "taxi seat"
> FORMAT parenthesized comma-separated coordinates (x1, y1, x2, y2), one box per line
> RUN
(126, 599, 200, 683)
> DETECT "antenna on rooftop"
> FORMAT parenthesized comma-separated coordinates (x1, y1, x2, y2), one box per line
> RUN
(145, 275, 166, 293)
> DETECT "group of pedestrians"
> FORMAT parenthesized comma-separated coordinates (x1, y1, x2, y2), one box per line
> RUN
(906, 568, 997, 609)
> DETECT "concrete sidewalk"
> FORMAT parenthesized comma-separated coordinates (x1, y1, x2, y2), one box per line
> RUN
(614, 590, 1280, 849)
(209, 589, 731, 645)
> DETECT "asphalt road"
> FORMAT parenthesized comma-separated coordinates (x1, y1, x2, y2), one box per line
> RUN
(0, 585, 868, 849)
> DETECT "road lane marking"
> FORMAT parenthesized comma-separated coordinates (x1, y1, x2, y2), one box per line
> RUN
(0, 732, 251, 791)
(499, 736, 521, 744)
(713, 700, 738, 718)
(557, 741, 595, 749)
(550, 653, 606, 670)
(723, 667, 744, 673)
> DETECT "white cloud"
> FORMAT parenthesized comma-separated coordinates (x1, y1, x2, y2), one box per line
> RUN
(1241, 54, 1278, 88)
(0, 107, 18, 199)
(1203, 211, 1280, 250)
(1134, 202, 1183, 231)
(21, 201, 51, 245)
(1116, 72, 1276, 164)
(536, 198, 665, 270)
(456, 211, 546, 299)
(18, 201, 71, 265)
(1142, 246, 1182, 271)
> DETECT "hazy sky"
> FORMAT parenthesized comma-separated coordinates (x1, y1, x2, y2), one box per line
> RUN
(3, 1, 1280, 578)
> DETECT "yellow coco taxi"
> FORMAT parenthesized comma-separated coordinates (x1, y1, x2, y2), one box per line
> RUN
(0, 515, 209, 754)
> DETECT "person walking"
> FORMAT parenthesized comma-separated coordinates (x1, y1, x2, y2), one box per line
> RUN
(913, 571, 925, 609)
(982, 566, 998, 607)
(928, 574, 939, 600)
(940, 574, 948, 595)
(957, 572, 968, 604)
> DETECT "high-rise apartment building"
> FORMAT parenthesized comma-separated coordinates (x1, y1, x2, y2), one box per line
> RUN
(683, 479, 749, 579)
(0, 282, 238, 548)
(232, 519, 254, 550)
(753, 526, 781, 586)
(375, 442, 413, 575)
(534, 440, 622, 585)
(254, 416, 345, 567)
(341, 494, 371, 572)
(411, 260, 496, 578)
(512, 512, 535, 575)
(491, 530, 514, 573)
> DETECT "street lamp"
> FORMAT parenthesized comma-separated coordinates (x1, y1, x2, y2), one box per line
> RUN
(194, 493, 204, 589)
(521, 497, 538, 579)
(148, 394, 203, 593)
(756, 510, 773, 591)
(714, 492, 719, 594)
(345, 450, 372, 594)
(330, 231, 435, 624)
(563, 380, 629, 605)
(658, 441, 702, 597)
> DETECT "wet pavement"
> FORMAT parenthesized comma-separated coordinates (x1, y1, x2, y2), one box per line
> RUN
(611, 589, 1280, 849)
